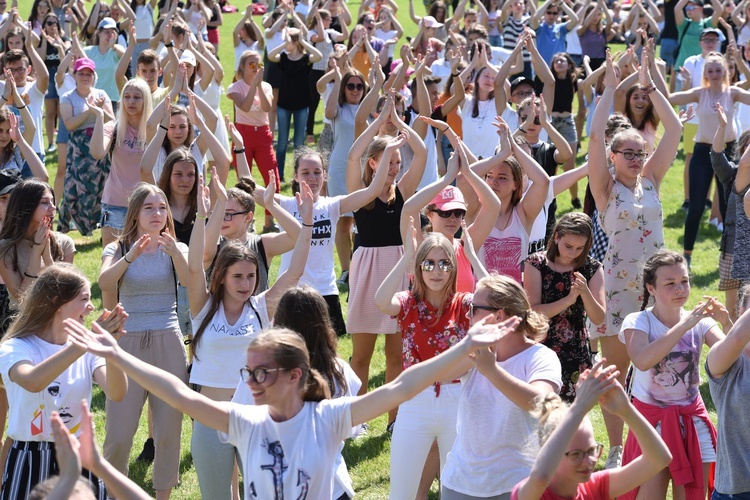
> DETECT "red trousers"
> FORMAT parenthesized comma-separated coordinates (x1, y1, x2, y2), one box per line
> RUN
(233, 123, 280, 217)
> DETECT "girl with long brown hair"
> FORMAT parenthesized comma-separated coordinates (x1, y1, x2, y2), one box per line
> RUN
(184, 173, 314, 499)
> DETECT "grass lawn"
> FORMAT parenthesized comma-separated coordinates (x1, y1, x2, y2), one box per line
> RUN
(16, 1, 725, 498)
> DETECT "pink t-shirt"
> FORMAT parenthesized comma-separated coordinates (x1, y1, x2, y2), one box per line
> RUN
(227, 79, 273, 127)
(511, 470, 610, 500)
(101, 124, 146, 207)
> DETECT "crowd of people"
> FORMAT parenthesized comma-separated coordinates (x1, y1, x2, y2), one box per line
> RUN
(0, 0, 749, 498)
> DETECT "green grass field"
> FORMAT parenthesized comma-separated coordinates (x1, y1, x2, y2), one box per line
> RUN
(15, 1, 728, 498)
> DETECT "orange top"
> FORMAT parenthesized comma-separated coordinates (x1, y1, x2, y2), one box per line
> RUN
(436, 93, 463, 138)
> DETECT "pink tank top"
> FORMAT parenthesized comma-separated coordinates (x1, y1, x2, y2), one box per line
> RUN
(454, 239, 476, 293)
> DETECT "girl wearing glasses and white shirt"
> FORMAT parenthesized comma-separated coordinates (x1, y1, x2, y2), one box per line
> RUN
(185, 173, 314, 500)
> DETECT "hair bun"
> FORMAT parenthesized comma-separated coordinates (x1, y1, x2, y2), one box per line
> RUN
(235, 176, 257, 194)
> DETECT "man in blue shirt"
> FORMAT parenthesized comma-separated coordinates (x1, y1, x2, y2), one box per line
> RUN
(530, 0, 580, 65)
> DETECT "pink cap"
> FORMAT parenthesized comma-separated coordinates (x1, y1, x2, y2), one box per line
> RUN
(74, 58, 96, 72)
(430, 186, 466, 211)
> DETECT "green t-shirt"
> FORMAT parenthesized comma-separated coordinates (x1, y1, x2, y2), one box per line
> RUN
(675, 18, 710, 70)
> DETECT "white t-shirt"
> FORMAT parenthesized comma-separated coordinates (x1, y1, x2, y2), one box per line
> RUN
(430, 58, 452, 81)
(565, 24, 582, 55)
(153, 142, 203, 183)
(460, 96, 500, 159)
(441, 343, 562, 496)
(235, 40, 262, 70)
(190, 293, 269, 389)
(0, 81, 45, 154)
(490, 46, 511, 66)
(221, 397, 354, 500)
(619, 309, 715, 407)
(278, 195, 341, 296)
(134, 4, 155, 39)
(232, 358, 362, 499)
(0, 336, 105, 441)
(528, 182, 555, 244)
(375, 28, 398, 58)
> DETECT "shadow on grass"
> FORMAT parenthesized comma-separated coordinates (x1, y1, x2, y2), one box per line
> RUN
(125, 439, 195, 497)
(73, 239, 103, 254)
(699, 380, 715, 414)
(343, 432, 392, 469)
(91, 389, 106, 413)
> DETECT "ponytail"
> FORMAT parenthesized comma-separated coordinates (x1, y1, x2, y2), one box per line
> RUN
(302, 368, 332, 402)
(522, 309, 549, 343)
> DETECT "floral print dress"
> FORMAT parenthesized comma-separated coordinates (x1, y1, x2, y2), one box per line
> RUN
(526, 252, 600, 401)
(596, 177, 664, 338)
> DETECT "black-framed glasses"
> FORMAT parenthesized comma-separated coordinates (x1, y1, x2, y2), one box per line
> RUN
(223, 210, 250, 221)
(421, 259, 454, 273)
(564, 443, 604, 464)
(612, 150, 648, 161)
(8, 66, 28, 75)
(469, 302, 497, 318)
(434, 208, 466, 219)
(346, 83, 365, 91)
(546, 10, 559, 15)
(239, 366, 288, 384)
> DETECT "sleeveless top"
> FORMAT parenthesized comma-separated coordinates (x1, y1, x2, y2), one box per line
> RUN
(353, 187, 404, 247)
(455, 240, 476, 293)
(695, 87, 737, 143)
(479, 208, 529, 283)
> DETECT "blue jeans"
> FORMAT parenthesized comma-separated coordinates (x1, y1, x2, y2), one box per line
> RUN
(275, 107, 309, 179)
(713, 492, 750, 499)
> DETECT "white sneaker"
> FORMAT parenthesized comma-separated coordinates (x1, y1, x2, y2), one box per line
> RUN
(604, 445, 623, 469)
(709, 218, 721, 230)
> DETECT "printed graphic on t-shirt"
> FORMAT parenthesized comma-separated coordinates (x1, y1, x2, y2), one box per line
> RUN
(483, 236, 522, 282)
(288, 209, 332, 246)
(30, 380, 81, 437)
(248, 439, 311, 499)
(648, 341, 699, 406)
(210, 321, 258, 337)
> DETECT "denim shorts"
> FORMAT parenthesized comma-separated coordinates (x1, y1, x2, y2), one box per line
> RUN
(100, 203, 128, 231)
(660, 38, 678, 68)
(551, 115, 578, 144)
(56, 118, 69, 144)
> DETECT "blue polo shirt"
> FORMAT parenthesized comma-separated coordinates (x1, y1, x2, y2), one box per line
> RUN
(536, 22, 568, 65)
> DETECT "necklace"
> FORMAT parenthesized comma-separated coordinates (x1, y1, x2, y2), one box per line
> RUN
(475, 98, 492, 129)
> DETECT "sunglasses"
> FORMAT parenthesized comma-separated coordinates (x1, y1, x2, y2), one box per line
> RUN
(240, 367, 288, 384)
(223, 210, 250, 221)
(433, 208, 466, 219)
(469, 302, 496, 318)
(421, 259, 454, 273)
(346, 83, 365, 91)
(247, 62, 264, 70)
(45, 21, 59, 26)
(546, 10, 559, 14)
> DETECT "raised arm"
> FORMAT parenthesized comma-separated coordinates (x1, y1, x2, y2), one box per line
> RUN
(400, 148, 460, 244)
(116, 25, 137, 92)
(187, 174, 212, 316)
(188, 92, 230, 183)
(141, 97, 170, 184)
(588, 52, 617, 212)
(640, 54, 683, 189)
(262, 183, 314, 315)
(376, 216, 417, 316)
(340, 133, 408, 214)
(674, 0, 688, 27)
(512, 128, 551, 231)
(494, 39, 526, 115)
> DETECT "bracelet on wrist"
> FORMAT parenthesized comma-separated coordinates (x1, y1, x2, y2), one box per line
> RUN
(451, 73, 459, 77)
(123, 255, 132, 264)
(23, 272, 38, 279)
(196, 213, 208, 220)
(233, 147, 246, 154)
(301, 222, 314, 227)
(16, 104, 26, 110)
(159, 124, 168, 131)
(165, 42, 175, 48)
